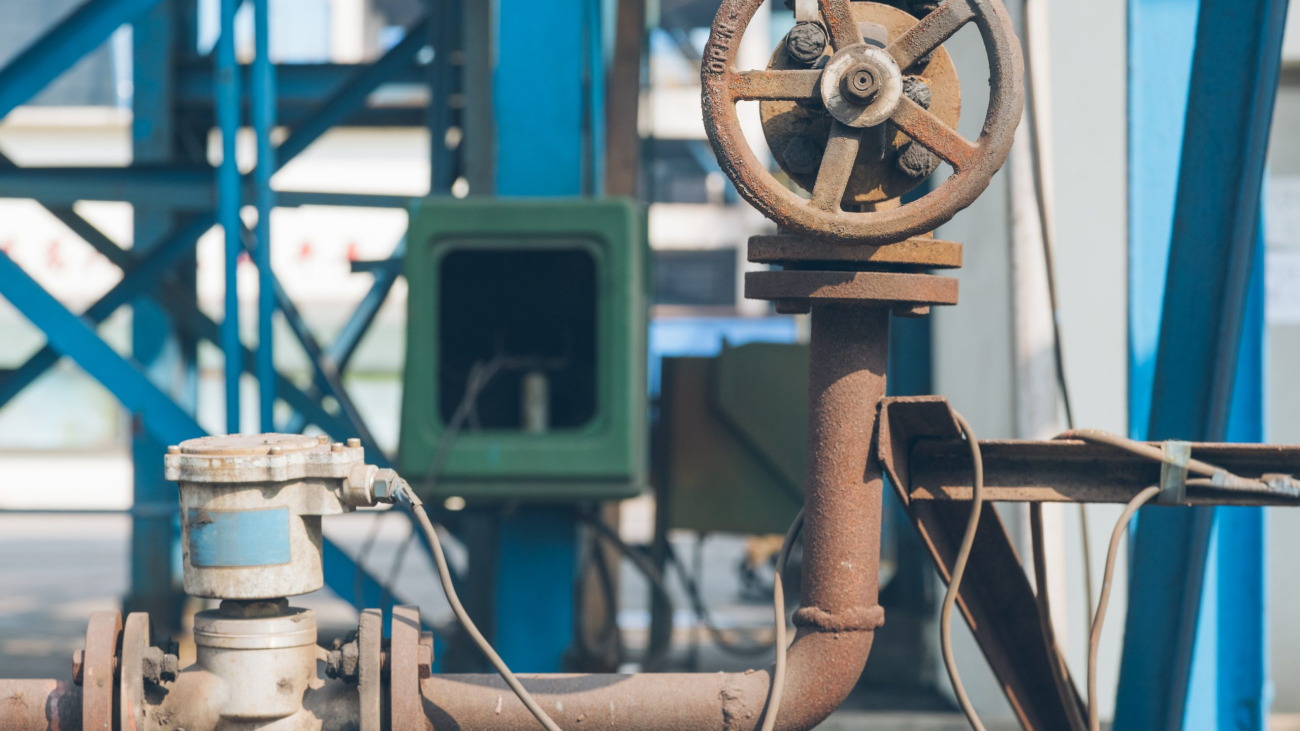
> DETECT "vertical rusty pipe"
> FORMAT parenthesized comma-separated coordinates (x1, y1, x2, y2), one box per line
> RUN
(779, 303, 889, 727)
(419, 304, 891, 731)
(0, 679, 81, 731)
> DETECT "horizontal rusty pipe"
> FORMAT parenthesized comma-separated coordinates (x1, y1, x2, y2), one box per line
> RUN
(0, 680, 81, 731)
(421, 304, 889, 731)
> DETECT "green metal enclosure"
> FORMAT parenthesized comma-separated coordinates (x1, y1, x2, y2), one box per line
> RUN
(400, 198, 648, 501)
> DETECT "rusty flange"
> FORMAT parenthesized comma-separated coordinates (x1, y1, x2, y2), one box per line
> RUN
(748, 233, 962, 269)
(390, 606, 427, 731)
(703, 0, 1023, 244)
(120, 613, 150, 731)
(81, 610, 122, 731)
(358, 608, 383, 731)
(761, 2, 962, 205)
(746, 269, 958, 307)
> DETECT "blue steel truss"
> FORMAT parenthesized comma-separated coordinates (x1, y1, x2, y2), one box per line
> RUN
(0, 0, 453, 630)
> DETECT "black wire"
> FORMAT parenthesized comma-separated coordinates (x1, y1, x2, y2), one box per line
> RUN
(352, 356, 505, 613)
(664, 541, 781, 657)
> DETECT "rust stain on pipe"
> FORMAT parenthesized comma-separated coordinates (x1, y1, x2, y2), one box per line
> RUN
(421, 304, 889, 731)
(0, 680, 81, 731)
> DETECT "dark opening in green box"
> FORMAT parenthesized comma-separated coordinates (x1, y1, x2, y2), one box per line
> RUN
(438, 247, 599, 430)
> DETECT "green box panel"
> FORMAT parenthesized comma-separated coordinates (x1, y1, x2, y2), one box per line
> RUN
(400, 198, 648, 501)
(657, 343, 807, 535)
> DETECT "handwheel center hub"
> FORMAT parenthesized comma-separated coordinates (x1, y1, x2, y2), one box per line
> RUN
(820, 45, 902, 128)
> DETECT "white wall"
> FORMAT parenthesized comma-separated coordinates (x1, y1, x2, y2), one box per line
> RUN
(932, 0, 1129, 721)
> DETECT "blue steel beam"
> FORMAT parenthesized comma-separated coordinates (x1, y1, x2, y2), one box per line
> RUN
(277, 16, 430, 164)
(0, 0, 163, 120)
(281, 242, 405, 435)
(0, 167, 412, 209)
(175, 62, 424, 106)
(217, 0, 242, 435)
(0, 247, 423, 620)
(0, 216, 213, 410)
(252, 0, 277, 431)
(0, 252, 203, 444)
(1118, 0, 1287, 727)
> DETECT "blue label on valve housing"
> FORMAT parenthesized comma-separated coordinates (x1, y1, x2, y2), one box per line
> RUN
(189, 507, 292, 567)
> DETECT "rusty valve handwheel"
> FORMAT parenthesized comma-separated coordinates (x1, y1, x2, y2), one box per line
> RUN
(702, 0, 1024, 245)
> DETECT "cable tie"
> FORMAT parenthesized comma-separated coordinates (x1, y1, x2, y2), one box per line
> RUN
(1158, 440, 1191, 505)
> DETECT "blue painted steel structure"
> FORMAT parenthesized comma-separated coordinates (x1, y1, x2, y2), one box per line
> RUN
(1121, 0, 1287, 727)
(0, 0, 451, 630)
(0, 0, 613, 674)
(483, 0, 607, 672)
(253, 0, 277, 431)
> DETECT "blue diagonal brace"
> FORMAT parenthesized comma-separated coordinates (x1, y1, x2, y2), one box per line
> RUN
(0, 0, 164, 120)
(0, 250, 423, 620)
(0, 250, 203, 444)
(281, 243, 405, 435)
(1118, 0, 1287, 727)
(0, 215, 213, 410)
(277, 15, 430, 163)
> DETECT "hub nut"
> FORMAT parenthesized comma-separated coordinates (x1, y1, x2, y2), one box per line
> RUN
(843, 63, 882, 104)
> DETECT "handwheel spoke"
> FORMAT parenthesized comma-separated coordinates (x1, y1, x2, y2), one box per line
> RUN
(891, 96, 976, 170)
(885, 0, 975, 70)
(819, 0, 862, 51)
(811, 122, 863, 211)
(731, 70, 822, 102)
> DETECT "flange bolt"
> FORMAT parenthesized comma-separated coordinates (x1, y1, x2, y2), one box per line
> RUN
(785, 22, 827, 65)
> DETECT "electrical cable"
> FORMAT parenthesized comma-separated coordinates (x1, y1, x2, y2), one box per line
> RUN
(400, 475, 805, 731)
(1056, 429, 1284, 497)
(761, 508, 804, 731)
(399, 478, 567, 731)
(941, 411, 988, 731)
(1022, 0, 1095, 641)
(1086, 485, 1158, 731)
(665, 542, 778, 656)
(575, 508, 677, 670)
(353, 357, 504, 612)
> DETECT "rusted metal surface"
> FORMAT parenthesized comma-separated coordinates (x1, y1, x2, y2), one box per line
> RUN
(392, 605, 428, 731)
(0, 680, 82, 731)
(81, 610, 121, 731)
(746, 269, 958, 306)
(419, 305, 888, 731)
(120, 613, 150, 731)
(875, 396, 1088, 731)
(908, 437, 1300, 506)
(359, 608, 383, 731)
(702, 0, 1023, 244)
(748, 234, 962, 268)
(760, 2, 962, 206)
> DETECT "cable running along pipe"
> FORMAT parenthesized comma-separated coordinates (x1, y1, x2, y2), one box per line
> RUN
(400, 476, 806, 731)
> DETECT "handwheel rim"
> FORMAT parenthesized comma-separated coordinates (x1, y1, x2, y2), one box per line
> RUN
(701, 0, 1024, 245)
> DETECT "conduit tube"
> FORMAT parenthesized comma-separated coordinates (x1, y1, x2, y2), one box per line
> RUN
(419, 304, 889, 731)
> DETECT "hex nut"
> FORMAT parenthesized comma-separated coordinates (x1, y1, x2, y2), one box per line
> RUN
(785, 22, 827, 66)
(142, 646, 180, 684)
(343, 463, 380, 507)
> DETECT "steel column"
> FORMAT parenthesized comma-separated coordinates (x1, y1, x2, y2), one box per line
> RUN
(1120, 0, 1287, 727)
(481, 0, 604, 671)
(216, 0, 242, 434)
(252, 0, 277, 430)
(0, 0, 163, 119)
